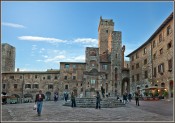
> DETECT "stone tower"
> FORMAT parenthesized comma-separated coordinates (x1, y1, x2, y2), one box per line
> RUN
(98, 16, 123, 96)
(98, 16, 114, 55)
(2, 43, 16, 72)
(108, 31, 122, 96)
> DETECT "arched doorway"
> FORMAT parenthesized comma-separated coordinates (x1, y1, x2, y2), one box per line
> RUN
(24, 94, 33, 103)
(46, 92, 51, 101)
(169, 80, 173, 98)
(121, 77, 130, 95)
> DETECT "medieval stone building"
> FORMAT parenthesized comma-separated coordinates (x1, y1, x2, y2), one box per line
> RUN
(126, 12, 173, 98)
(60, 17, 130, 97)
(2, 69, 60, 103)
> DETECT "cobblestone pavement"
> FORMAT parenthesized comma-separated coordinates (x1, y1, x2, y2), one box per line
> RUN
(1, 99, 174, 122)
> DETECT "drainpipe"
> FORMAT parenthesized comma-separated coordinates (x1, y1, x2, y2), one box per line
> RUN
(21, 74, 24, 103)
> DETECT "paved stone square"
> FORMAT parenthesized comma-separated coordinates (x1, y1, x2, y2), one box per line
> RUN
(1, 99, 173, 122)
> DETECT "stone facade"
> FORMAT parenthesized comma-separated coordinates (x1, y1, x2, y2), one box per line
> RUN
(59, 62, 86, 97)
(2, 43, 15, 72)
(126, 12, 173, 97)
(2, 69, 60, 102)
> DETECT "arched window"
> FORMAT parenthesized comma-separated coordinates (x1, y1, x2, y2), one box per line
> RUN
(89, 51, 96, 56)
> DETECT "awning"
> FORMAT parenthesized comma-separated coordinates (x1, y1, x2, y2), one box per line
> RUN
(142, 86, 166, 90)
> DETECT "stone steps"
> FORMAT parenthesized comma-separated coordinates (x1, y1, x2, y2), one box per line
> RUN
(63, 97, 125, 108)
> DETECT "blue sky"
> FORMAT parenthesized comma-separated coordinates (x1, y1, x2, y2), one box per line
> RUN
(2, 1, 173, 71)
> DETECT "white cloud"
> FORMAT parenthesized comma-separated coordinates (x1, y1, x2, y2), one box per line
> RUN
(36, 60, 42, 62)
(2, 22, 25, 28)
(41, 48, 45, 51)
(18, 36, 67, 43)
(74, 38, 97, 44)
(42, 55, 48, 58)
(44, 55, 66, 63)
(72, 55, 85, 62)
(32, 45, 37, 51)
(74, 38, 98, 47)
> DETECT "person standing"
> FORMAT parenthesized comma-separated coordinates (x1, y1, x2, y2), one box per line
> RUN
(96, 91, 101, 109)
(71, 92, 76, 108)
(64, 92, 68, 102)
(35, 90, 45, 116)
(135, 91, 140, 106)
(123, 93, 127, 104)
(54, 92, 58, 102)
(101, 86, 105, 98)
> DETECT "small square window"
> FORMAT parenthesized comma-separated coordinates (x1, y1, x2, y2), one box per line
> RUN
(65, 85, 68, 89)
(73, 76, 76, 80)
(48, 84, 53, 89)
(14, 84, 18, 89)
(65, 64, 70, 69)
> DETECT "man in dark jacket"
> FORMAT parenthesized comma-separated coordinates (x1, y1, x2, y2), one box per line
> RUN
(96, 91, 101, 109)
(71, 92, 76, 107)
(35, 90, 45, 116)
(135, 91, 140, 106)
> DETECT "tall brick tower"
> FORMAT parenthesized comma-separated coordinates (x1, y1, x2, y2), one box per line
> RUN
(98, 17, 122, 96)
(2, 43, 16, 72)
(98, 16, 114, 55)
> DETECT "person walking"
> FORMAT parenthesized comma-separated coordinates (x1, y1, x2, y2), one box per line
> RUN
(35, 90, 45, 116)
(54, 92, 58, 102)
(71, 92, 76, 108)
(101, 86, 105, 98)
(64, 92, 68, 102)
(96, 91, 101, 109)
(123, 93, 127, 104)
(128, 93, 132, 102)
(135, 91, 140, 106)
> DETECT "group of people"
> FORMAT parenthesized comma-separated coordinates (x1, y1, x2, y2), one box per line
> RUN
(122, 91, 140, 106)
(34, 90, 77, 116)
(122, 92, 132, 104)
(34, 90, 140, 116)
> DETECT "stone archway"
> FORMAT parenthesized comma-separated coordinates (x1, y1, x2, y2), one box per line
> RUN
(121, 77, 130, 95)
(46, 92, 51, 101)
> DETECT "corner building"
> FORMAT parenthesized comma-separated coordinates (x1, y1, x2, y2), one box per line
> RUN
(126, 12, 173, 98)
